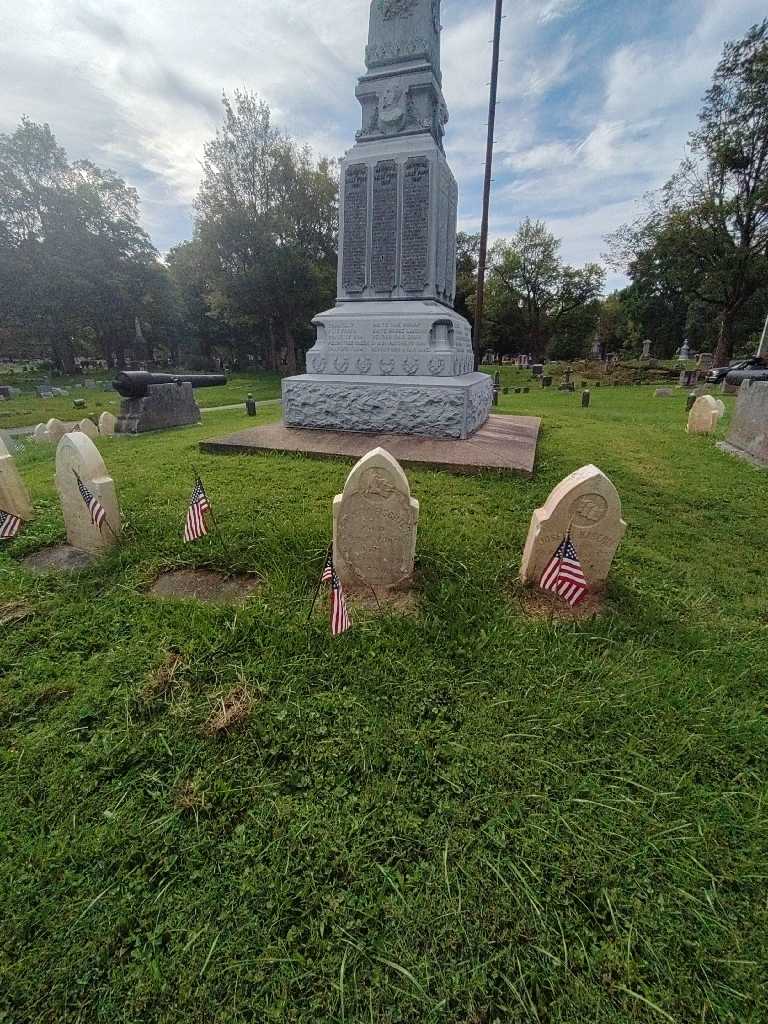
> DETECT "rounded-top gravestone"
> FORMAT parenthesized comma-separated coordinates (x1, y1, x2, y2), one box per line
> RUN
(55, 432, 121, 555)
(520, 464, 627, 591)
(0, 434, 33, 522)
(333, 447, 419, 591)
(687, 395, 724, 435)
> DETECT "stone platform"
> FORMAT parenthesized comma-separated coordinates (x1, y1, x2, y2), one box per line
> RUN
(200, 414, 541, 477)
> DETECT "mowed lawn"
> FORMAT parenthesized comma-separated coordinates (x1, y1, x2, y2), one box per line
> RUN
(0, 372, 283, 430)
(0, 387, 766, 1024)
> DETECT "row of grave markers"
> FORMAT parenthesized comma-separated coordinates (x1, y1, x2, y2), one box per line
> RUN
(0, 431, 629, 632)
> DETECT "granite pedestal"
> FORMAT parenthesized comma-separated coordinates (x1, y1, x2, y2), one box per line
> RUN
(116, 382, 201, 434)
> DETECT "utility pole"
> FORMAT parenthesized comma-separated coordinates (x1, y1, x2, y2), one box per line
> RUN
(473, 0, 504, 370)
(758, 311, 768, 359)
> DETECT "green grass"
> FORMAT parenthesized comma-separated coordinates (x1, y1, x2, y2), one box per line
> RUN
(1, 387, 766, 1023)
(0, 373, 283, 430)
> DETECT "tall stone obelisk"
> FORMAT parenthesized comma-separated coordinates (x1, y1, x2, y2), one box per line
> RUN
(282, 0, 492, 440)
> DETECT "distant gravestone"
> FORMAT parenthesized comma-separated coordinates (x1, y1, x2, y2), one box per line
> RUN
(54, 433, 121, 554)
(98, 411, 117, 435)
(333, 447, 419, 591)
(697, 353, 714, 369)
(0, 434, 33, 522)
(46, 419, 75, 443)
(641, 339, 652, 360)
(77, 418, 99, 440)
(33, 423, 49, 442)
(520, 464, 627, 592)
(687, 395, 724, 435)
(714, 398, 726, 417)
(654, 388, 674, 398)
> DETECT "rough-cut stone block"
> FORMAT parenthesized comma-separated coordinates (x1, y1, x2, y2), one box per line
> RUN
(724, 379, 768, 464)
(116, 382, 201, 434)
(0, 434, 33, 521)
(333, 447, 419, 591)
(520, 464, 627, 592)
(55, 432, 121, 554)
(282, 372, 493, 440)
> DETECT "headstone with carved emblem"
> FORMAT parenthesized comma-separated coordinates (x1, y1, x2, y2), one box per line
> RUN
(333, 447, 419, 591)
(520, 464, 627, 591)
(282, 0, 492, 439)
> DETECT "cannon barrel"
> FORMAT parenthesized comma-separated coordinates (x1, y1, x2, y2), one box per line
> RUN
(112, 371, 227, 399)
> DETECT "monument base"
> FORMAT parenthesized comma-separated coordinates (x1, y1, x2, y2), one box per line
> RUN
(116, 382, 201, 434)
(282, 372, 493, 440)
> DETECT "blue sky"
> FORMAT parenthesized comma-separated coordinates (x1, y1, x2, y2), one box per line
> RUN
(1, 0, 766, 291)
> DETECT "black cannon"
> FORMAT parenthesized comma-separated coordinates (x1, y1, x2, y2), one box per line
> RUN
(112, 371, 226, 399)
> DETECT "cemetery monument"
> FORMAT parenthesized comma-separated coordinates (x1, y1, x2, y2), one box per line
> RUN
(113, 371, 226, 434)
(720, 379, 768, 465)
(282, 0, 493, 439)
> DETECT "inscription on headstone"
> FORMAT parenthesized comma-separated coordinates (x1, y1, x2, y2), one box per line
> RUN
(401, 158, 430, 292)
(371, 160, 398, 292)
(342, 164, 368, 294)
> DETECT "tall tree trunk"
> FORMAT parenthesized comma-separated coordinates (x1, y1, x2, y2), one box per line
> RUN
(282, 324, 298, 376)
(713, 308, 736, 367)
(267, 320, 279, 372)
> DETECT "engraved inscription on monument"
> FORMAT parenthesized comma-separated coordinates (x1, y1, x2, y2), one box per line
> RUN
(342, 164, 368, 294)
(371, 161, 398, 292)
(401, 158, 430, 292)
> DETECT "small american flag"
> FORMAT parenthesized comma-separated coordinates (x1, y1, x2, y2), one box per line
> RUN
(321, 551, 351, 636)
(74, 471, 107, 530)
(184, 477, 211, 542)
(0, 508, 22, 540)
(540, 532, 589, 607)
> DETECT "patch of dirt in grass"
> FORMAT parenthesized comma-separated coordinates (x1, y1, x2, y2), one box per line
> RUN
(174, 778, 207, 816)
(140, 652, 185, 702)
(0, 600, 35, 626)
(516, 586, 606, 621)
(149, 569, 261, 605)
(201, 686, 254, 737)
(34, 687, 74, 706)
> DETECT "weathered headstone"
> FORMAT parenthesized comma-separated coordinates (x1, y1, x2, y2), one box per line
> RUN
(55, 433, 121, 554)
(33, 423, 49, 442)
(98, 411, 117, 435)
(46, 419, 76, 443)
(281, 0, 492, 439)
(697, 352, 714, 369)
(721, 380, 768, 465)
(77, 418, 99, 440)
(333, 447, 419, 591)
(0, 434, 33, 522)
(641, 339, 652, 360)
(520, 464, 627, 591)
(654, 388, 674, 398)
(687, 395, 724, 435)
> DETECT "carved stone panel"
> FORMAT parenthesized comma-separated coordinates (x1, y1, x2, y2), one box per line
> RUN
(371, 160, 398, 292)
(342, 163, 368, 294)
(333, 447, 419, 590)
(401, 158, 430, 293)
(436, 170, 450, 297)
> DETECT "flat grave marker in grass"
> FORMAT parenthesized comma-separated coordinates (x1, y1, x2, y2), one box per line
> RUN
(148, 568, 261, 605)
(520, 463, 627, 593)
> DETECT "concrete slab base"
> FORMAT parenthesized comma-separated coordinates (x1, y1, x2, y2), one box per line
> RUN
(200, 414, 541, 478)
(716, 441, 767, 469)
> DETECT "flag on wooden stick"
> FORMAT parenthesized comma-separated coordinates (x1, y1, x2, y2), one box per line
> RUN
(321, 550, 351, 636)
(0, 508, 22, 540)
(539, 532, 589, 607)
(74, 471, 107, 530)
(184, 476, 211, 542)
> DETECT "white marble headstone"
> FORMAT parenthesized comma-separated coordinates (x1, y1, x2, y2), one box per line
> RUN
(0, 434, 33, 521)
(98, 411, 117, 435)
(77, 418, 99, 440)
(55, 432, 121, 554)
(520, 464, 627, 591)
(333, 447, 419, 590)
(687, 395, 723, 435)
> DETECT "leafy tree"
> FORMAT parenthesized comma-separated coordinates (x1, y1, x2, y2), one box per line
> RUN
(609, 20, 768, 365)
(194, 91, 338, 373)
(484, 219, 604, 359)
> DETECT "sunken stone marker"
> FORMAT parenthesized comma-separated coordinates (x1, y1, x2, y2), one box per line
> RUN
(0, 434, 33, 522)
(55, 432, 121, 554)
(520, 464, 626, 592)
(282, 0, 492, 439)
(333, 447, 419, 591)
(687, 395, 724, 435)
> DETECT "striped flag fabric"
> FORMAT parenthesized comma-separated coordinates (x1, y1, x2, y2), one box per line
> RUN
(539, 532, 589, 607)
(321, 550, 351, 636)
(74, 471, 107, 530)
(0, 508, 22, 540)
(184, 477, 211, 542)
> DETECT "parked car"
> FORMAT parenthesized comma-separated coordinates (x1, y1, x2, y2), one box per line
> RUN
(705, 356, 765, 386)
